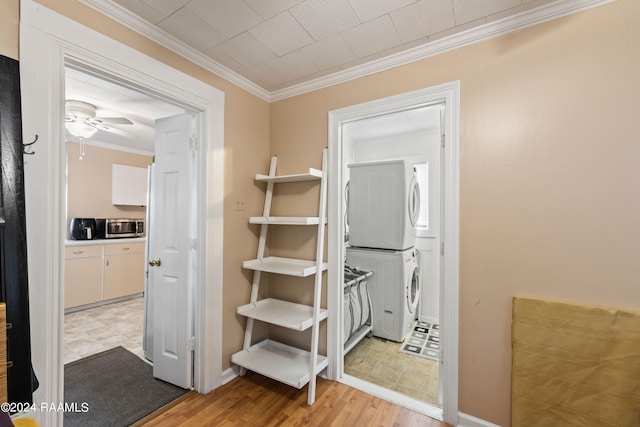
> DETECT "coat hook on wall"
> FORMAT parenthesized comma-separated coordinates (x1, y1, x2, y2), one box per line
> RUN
(23, 134, 38, 155)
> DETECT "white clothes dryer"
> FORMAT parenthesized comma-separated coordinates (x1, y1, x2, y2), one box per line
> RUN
(346, 247, 420, 342)
(347, 160, 420, 251)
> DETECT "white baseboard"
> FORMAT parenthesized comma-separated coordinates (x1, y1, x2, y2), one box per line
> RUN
(420, 315, 440, 325)
(221, 365, 241, 385)
(457, 412, 502, 427)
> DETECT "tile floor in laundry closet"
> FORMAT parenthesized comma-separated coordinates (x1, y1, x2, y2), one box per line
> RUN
(64, 297, 145, 365)
(344, 335, 440, 406)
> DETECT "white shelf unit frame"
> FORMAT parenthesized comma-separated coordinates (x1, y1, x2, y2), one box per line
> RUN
(233, 149, 328, 405)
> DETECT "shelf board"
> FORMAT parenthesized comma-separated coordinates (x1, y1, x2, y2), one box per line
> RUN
(255, 168, 322, 183)
(243, 256, 328, 277)
(231, 339, 329, 389)
(249, 216, 325, 225)
(237, 298, 327, 331)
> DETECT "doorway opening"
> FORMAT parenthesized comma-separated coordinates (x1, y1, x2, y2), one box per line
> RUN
(62, 64, 197, 388)
(341, 103, 443, 407)
(62, 66, 186, 365)
(327, 82, 460, 424)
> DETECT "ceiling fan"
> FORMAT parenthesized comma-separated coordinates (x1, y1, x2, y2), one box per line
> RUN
(65, 100, 133, 139)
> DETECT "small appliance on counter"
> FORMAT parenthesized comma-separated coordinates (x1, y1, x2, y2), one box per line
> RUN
(96, 218, 145, 239)
(70, 217, 97, 240)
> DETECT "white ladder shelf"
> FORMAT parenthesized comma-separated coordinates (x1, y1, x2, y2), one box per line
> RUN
(232, 149, 328, 405)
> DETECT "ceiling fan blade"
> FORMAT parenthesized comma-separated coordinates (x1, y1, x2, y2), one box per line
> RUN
(91, 117, 133, 125)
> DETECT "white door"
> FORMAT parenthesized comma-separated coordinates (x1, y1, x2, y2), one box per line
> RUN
(149, 113, 194, 388)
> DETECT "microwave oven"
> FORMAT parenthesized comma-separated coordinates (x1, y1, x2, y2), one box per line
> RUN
(96, 218, 145, 239)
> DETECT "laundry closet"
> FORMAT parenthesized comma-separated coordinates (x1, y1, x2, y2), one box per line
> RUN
(341, 105, 442, 399)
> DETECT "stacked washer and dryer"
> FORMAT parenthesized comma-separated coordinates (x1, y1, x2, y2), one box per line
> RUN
(346, 160, 421, 342)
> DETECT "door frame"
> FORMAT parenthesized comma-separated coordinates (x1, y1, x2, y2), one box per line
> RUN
(327, 82, 460, 425)
(19, 2, 224, 425)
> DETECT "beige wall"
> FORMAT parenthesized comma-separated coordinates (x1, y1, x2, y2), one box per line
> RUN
(65, 143, 150, 236)
(271, 0, 640, 425)
(0, 0, 19, 59)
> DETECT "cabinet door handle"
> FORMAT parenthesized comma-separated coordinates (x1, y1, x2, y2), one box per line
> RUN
(106, 259, 110, 267)
(73, 250, 84, 255)
(121, 247, 130, 251)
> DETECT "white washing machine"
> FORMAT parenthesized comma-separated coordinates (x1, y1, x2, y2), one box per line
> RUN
(347, 160, 420, 251)
(346, 247, 420, 342)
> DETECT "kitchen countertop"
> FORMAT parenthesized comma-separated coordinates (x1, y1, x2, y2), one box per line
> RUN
(65, 237, 146, 247)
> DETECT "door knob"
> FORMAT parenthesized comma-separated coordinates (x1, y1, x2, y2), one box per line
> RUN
(149, 258, 162, 267)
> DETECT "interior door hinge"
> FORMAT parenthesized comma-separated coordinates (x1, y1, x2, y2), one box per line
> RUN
(190, 136, 197, 151)
(441, 242, 445, 256)
(188, 336, 196, 351)
(441, 133, 445, 148)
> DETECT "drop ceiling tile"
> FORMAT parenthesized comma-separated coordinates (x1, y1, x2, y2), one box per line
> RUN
(266, 51, 319, 81)
(249, 12, 314, 57)
(158, 9, 225, 51)
(391, 0, 455, 43)
(186, 0, 264, 38)
(243, 63, 288, 89)
(290, 0, 360, 40)
(341, 15, 401, 58)
(215, 32, 277, 68)
(140, 0, 191, 17)
(347, 0, 416, 23)
(203, 46, 246, 72)
(453, 0, 521, 25)
(301, 35, 356, 70)
(112, 0, 166, 24)
(243, 0, 303, 19)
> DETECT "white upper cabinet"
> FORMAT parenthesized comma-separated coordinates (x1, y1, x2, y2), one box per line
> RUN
(112, 164, 148, 206)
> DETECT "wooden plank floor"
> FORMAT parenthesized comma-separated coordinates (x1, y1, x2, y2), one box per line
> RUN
(134, 371, 447, 426)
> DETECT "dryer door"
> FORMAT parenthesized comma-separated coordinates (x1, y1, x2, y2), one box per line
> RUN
(406, 265, 420, 314)
(408, 175, 421, 227)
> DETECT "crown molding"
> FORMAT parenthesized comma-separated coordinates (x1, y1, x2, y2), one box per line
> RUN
(81, 0, 615, 103)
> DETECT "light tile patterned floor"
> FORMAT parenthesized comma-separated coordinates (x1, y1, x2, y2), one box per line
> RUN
(64, 297, 145, 365)
(344, 335, 440, 406)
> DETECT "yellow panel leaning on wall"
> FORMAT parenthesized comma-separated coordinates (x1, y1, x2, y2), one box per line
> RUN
(512, 297, 640, 426)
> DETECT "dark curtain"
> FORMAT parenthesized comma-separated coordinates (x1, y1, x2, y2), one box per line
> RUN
(0, 55, 39, 403)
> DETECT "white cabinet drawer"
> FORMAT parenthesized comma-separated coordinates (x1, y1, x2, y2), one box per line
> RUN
(65, 245, 103, 259)
(104, 242, 144, 256)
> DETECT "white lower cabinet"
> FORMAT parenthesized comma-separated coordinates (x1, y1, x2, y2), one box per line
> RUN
(64, 245, 103, 309)
(104, 243, 145, 300)
(65, 241, 145, 310)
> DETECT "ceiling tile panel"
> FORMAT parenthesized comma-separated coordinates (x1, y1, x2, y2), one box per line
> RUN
(453, 0, 521, 25)
(215, 32, 278, 68)
(158, 9, 226, 51)
(243, 0, 303, 19)
(301, 35, 356, 70)
(249, 12, 314, 57)
(243, 63, 288, 88)
(112, 0, 166, 24)
(391, 0, 455, 43)
(290, 0, 360, 40)
(341, 15, 402, 58)
(347, 0, 416, 23)
(186, 0, 264, 38)
(266, 51, 319, 81)
(140, 0, 191, 17)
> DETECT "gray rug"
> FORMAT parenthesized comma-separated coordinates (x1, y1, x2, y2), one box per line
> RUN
(64, 346, 188, 426)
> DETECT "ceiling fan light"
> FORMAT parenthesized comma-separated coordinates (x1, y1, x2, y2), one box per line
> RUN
(66, 121, 98, 138)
